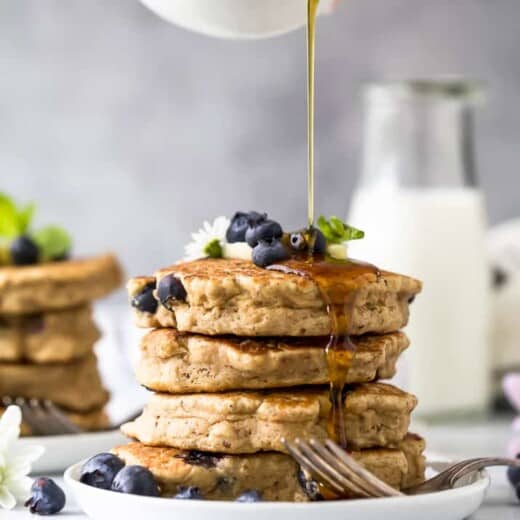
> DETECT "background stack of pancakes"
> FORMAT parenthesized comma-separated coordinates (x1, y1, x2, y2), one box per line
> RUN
(120, 258, 425, 501)
(0, 254, 122, 434)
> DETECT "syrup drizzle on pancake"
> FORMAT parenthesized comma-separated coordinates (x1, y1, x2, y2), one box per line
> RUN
(268, 256, 381, 448)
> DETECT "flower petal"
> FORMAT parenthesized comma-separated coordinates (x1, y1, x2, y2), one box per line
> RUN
(0, 487, 16, 510)
(5, 477, 31, 501)
(0, 406, 21, 450)
(503, 373, 520, 411)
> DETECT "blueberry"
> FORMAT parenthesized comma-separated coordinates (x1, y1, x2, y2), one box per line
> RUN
(111, 465, 160, 497)
(235, 490, 262, 502)
(311, 229, 327, 254)
(226, 212, 249, 243)
(297, 469, 322, 501)
(131, 282, 158, 314)
(246, 211, 267, 228)
(10, 236, 39, 265)
(289, 232, 306, 251)
(174, 486, 203, 500)
(246, 220, 283, 248)
(252, 239, 289, 268)
(507, 455, 520, 488)
(157, 274, 187, 310)
(80, 453, 125, 490)
(25, 477, 66, 515)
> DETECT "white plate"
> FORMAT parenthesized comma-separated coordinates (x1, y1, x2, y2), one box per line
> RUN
(24, 431, 127, 474)
(65, 460, 490, 520)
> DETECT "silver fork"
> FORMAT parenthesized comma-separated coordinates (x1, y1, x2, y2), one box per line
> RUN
(283, 438, 520, 498)
(1, 396, 141, 436)
(1, 396, 82, 436)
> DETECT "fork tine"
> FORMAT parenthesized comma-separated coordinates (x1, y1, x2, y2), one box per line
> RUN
(17, 398, 47, 436)
(308, 439, 389, 498)
(325, 440, 404, 497)
(284, 441, 347, 496)
(448, 457, 519, 486)
(296, 439, 373, 498)
(29, 399, 66, 436)
(42, 401, 82, 434)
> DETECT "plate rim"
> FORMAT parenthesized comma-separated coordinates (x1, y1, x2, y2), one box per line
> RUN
(64, 458, 490, 510)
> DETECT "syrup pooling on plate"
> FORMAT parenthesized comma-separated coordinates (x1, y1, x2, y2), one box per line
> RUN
(269, 255, 381, 448)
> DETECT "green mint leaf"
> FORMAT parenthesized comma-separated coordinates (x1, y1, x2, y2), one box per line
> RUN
(203, 238, 223, 259)
(317, 215, 365, 244)
(17, 203, 36, 234)
(343, 225, 365, 241)
(32, 226, 72, 261)
(0, 193, 21, 238)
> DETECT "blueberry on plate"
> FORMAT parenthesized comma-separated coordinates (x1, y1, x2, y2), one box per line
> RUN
(25, 477, 66, 515)
(507, 455, 520, 489)
(131, 281, 158, 314)
(235, 490, 262, 502)
(252, 239, 289, 268)
(157, 274, 187, 310)
(10, 236, 39, 265)
(226, 212, 249, 243)
(246, 220, 283, 248)
(80, 453, 125, 490)
(111, 465, 160, 497)
(174, 486, 203, 500)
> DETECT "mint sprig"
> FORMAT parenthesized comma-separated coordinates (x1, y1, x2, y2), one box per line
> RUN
(0, 193, 35, 237)
(317, 215, 365, 244)
(32, 226, 72, 261)
(203, 238, 223, 259)
(0, 193, 72, 263)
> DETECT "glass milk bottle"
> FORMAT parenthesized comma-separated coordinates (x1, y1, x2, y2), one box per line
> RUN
(348, 81, 491, 418)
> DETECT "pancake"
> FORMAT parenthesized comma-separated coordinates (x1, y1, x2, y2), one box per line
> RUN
(0, 354, 109, 412)
(137, 329, 409, 393)
(128, 258, 421, 336)
(112, 435, 425, 500)
(0, 253, 123, 314)
(0, 406, 110, 436)
(0, 305, 100, 363)
(122, 383, 417, 453)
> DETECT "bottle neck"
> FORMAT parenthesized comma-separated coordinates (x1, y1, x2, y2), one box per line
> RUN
(361, 94, 478, 190)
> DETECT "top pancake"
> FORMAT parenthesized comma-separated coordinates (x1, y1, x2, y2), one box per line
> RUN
(0, 254, 123, 314)
(128, 258, 421, 336)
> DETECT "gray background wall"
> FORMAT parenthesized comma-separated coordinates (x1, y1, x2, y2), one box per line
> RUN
(1, 0, 519, 276)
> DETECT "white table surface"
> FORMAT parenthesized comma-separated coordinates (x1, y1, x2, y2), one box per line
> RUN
(6, 418, 519, 518)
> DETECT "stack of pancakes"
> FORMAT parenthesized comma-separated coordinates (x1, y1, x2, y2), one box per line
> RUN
(0, 254, 122, 434)
(120, 258, 424, 501)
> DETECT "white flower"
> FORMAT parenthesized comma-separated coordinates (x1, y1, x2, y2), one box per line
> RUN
(184, 216, 230, 261)
(0, 406, 44, 510)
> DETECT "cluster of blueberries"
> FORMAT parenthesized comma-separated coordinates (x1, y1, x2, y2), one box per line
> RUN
(226, 211, 326, 268)
(508, 454, 520, 500)
(78, 452, 262, 502)
(5, 235, 68, 266)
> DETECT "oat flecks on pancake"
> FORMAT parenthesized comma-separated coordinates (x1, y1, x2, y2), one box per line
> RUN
(0, 253, 123, 314)
(0, 305, 100, 363)
(112, 434, 425, 500)
(136, 329, 409, 393)
(128, 257, 422, 336)
(0, 354, 109, 412)
(122, 383, 417, 453)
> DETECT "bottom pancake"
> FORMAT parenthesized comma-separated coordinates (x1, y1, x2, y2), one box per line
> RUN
(112, 434, 425, 501)
(0, 354, 109, 412)
(122, 383, 417, 453)
(0, 406, 110, 436)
